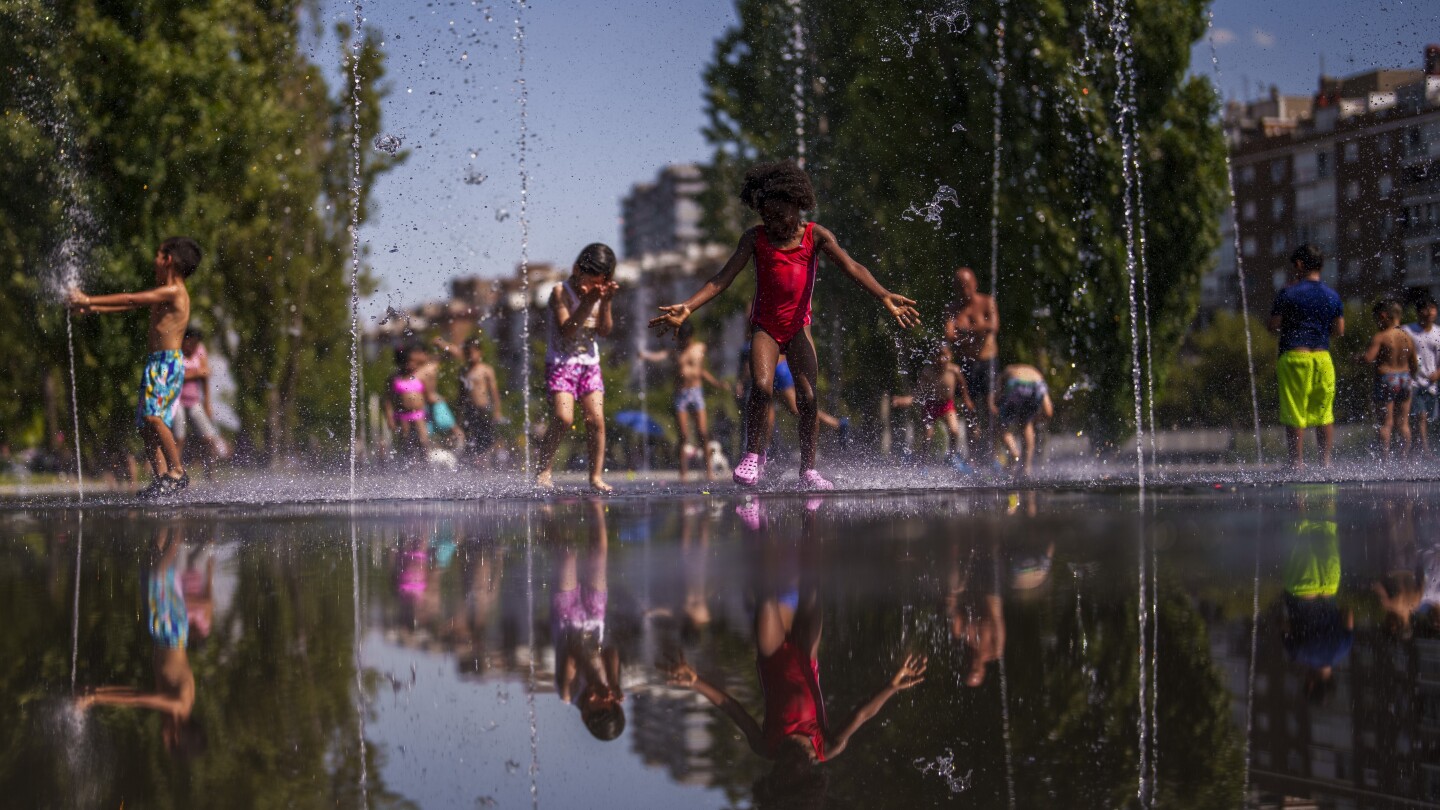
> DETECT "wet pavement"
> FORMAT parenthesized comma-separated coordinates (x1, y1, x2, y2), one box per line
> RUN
(2, 483, 1438, 808)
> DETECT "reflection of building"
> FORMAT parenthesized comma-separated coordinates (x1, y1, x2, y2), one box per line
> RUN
(1202, 47, 1440, 314)
(621, 164, 707, 259)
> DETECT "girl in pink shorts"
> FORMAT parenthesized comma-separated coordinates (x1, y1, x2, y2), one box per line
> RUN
(535, 243, 619, 491)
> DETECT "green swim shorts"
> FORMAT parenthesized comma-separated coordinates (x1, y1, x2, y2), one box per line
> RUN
(1277, 350, 1335, 429)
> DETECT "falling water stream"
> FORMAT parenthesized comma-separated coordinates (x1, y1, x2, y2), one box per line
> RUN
(347, 1, 365, 499)
(1109, 0, 1146, 490)
(987, 0, 1008, 404)
(524, 512, 540, 809)
(68, 513, 83, 693)
(1240, 514, 1261, 808)
(1207, 12, 1264, 464)
(514, 0, 533, 473)
(65, 313, 84, 499)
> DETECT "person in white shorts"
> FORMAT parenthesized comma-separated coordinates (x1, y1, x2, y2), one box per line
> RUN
(1405, 295, 1440, 456)
(173, 329, 229, 466)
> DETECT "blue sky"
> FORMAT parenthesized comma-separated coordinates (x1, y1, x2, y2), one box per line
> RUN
(326, 0, 1438, 319)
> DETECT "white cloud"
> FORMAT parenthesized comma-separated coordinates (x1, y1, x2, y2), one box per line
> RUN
(1211, 27, 1236, 46)
(1251, 28, 1276, 48)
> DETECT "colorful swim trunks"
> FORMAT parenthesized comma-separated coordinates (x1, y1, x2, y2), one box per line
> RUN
(546, 362, 604, 398)
(137, 350, 185, 428)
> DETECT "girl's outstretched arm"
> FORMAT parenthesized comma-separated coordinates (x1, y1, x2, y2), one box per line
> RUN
(824, 653, 927, 759)
(659, 655, 767, 757)
(813, 225, 922, 329)
(650, 230, 757, 335)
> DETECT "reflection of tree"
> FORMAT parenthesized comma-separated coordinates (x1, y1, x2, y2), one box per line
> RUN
(0, 515, 410, 808)
(1017, 571, 1244, 809)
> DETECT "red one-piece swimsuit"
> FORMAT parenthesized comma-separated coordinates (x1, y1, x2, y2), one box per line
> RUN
(757, 638, 828, 761)
(750, 222, 819, 347)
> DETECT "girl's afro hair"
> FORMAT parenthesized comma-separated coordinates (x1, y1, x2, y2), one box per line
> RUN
(739, 160, 816, 211)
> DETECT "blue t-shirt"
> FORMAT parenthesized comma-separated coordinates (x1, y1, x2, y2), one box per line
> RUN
(1270, 279, 1343, 353)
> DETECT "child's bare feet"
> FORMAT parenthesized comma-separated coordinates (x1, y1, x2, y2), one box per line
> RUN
(589, 476, 613, 493)
(535, 470, 555, 489)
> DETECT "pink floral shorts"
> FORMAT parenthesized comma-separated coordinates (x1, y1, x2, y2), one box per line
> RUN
(546, 362, 604, 398)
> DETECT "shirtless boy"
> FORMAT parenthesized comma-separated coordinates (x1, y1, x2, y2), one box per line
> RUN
(943, 267, 1000, 466)
(69, 237, 201, 499)
(891, 342, 974, 463)
(668, 321, 722, 481)
(1359, 300, 1418, 461)
(438, 337, 504, 465)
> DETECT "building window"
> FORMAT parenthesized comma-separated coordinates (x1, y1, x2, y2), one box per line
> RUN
(1242, 200, 1257, 221)
(1346, 220, 1361, 240)
(1381, 254, 1396, 275)
(1346, 259, 1361, 278)
(1271, 160, 1286, 183)
(1271, 197, 1285, 219)
(1432, 242, 1440, 268)
(1242, 236, 1258, 257)
(1384, 213, 1394, 234)
(1345, 180, 1360, 200)
(1344, 141, 1360, 162)
(1317, 151, 1330, 178)
(1379, 174, 1393, 196)
(1240, 165, 1256, 185)
(1271, 231, 1287, 254)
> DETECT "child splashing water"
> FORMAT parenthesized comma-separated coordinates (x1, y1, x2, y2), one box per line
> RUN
(68, 237, 201, 499)
(651, 162, 921, 489)
(535, 243, 619, 492)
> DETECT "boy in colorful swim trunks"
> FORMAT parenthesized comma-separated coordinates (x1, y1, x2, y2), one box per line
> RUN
(535, 243, 619, 492)
(995, 364, 1054, 478)
(1268, 244, 1345, 469)
(1358, 299, 1417, 461)
(651, 161, 920, 490)
(69, 237, 201, 499)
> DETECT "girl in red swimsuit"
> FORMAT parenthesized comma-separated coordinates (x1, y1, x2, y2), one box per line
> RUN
(650, 161, 921, 489)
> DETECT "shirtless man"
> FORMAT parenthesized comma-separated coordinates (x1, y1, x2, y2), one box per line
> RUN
(669, 322, 722, 481)
(943, 267, 1000, 466)
(1359, 300, 1418, 461)
(437, 337, 505, 466)
(69, 237, 200, 498)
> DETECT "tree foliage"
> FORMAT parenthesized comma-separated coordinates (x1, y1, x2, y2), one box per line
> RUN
(701, 0, 1227, 446)
(0, 0, 398, 468)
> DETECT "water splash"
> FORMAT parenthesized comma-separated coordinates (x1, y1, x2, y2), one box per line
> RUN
(881, 1, 972, 60)
(463, 168, 488, 186)
(514, 0, 533, 473)
(902, 184, 960, 228)
(1208, 12, 1263, 465)
(371, 132, 403, 155)
(347, 1, 365, 499)
(912, 749, 972, 794)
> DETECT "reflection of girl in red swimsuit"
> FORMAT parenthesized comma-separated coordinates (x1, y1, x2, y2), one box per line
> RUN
(758, 635, 828, 761)
(751, 222, 819, 347)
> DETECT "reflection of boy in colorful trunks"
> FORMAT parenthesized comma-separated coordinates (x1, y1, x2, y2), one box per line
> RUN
(659, 503, 927, 803)
(1359, 299, 1417, 461)
(77, 526, 203, 756)
(995, 364, 1054, 478)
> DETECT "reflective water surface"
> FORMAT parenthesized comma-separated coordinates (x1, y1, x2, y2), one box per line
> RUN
(3, 485, 1439, 808)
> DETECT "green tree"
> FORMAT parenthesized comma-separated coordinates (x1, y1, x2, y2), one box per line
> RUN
(701, 0, 1226, 447)
(0, 0, 398, 469)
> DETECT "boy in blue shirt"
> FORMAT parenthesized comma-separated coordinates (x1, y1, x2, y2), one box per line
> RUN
(1268, 244, 1345, 469)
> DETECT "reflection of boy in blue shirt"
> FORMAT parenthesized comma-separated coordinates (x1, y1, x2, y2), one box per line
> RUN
(1281, 517, 1352, 704)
